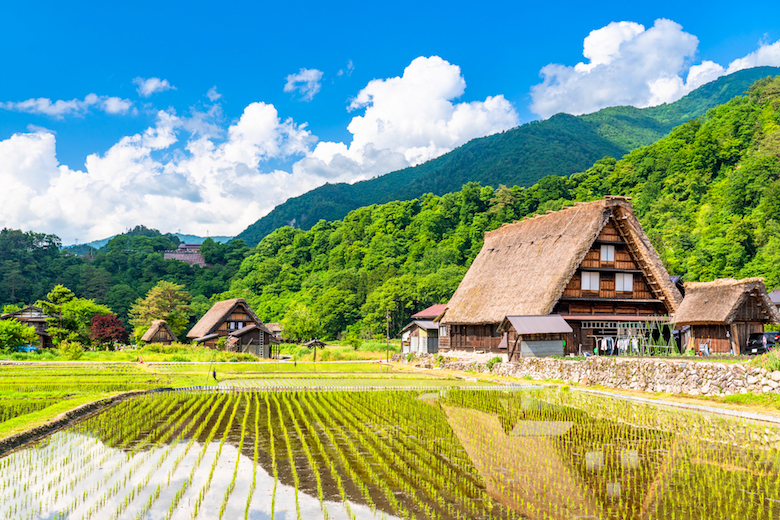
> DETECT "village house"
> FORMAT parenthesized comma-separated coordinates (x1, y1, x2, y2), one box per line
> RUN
(400, 304, 447, 354)
(265, 322, 283, 341)
(437, 196, 683, 358)
(162, 243, 208, 267)
(187, 298, 276, 358)
(140, 320, 178, 345)
(675, 278, 780, 354)
(0, 305, 57, 348)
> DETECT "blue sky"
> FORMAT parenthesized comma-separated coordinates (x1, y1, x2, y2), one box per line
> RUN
(1, 0, 779, 243)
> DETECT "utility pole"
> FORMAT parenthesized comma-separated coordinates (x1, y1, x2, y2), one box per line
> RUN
(386, 307, 390, 364)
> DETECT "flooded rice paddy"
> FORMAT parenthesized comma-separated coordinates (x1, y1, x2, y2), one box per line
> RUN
(2, 387, 780, 520)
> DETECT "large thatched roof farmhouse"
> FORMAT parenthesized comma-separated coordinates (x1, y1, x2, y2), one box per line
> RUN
(187, 298, 276, 358)
(675, 278, 780, 354)
(437, 196, 683, 359)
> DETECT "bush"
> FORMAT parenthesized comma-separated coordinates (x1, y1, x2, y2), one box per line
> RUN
(59, 340, 84, 360)
(486, 356, 503, 371)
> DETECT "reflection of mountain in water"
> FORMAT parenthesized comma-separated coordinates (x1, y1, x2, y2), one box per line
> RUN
(441, 389, 780, 520)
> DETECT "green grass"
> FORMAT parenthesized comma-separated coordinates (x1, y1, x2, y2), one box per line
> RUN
(0, 393, 114, 439)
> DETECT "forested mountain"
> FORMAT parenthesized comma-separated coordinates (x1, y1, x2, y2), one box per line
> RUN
(235, 66, 780, 246)
(3, 75, 780, 342)
(63, 231, 232, 255)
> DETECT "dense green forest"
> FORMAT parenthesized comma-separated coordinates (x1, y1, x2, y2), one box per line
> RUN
(235, 66, 780, 246)
(3, 75, 780, 341)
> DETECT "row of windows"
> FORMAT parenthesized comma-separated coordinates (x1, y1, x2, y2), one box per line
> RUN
(227, 321, 247, 330)
(581, 272, 634, 292)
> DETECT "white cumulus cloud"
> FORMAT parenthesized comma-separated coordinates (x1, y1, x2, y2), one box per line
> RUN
(295, 56, 519, 182)
(133, 77, 175, 97)
(530, 19, 780, 118)
(0, 93, 133, 118)
(283, 68, 324, 101)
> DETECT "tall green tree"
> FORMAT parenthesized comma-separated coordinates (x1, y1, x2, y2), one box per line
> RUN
(0, 320, 38, 352)
(129, 281, 192, 340)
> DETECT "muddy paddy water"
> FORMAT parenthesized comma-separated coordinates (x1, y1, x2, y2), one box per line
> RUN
(1, 388, 779, 519)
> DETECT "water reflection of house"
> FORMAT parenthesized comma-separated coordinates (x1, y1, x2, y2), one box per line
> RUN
(675, 278, 780, 354)
(0, 305, 57, 348)
(186, 298, 276, 358)
(437, 197, 683, 357)
(140, 320, 178, 345)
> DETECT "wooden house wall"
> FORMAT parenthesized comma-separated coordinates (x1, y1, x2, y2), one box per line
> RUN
(506, 330, 565, 361)
(150, 330, 175, 345)
(440, 324, 503, 352)
(689, 325, 731, 354)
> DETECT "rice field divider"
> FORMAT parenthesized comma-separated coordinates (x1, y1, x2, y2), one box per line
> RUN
(264, 393, 279, 519)
(243, 393, 261, 520)
(218, 393, 251, 520)
(161, 393, 231, 520)
(79, 394, 202, 520)
(304, 393, 395, 517)
(335, 391, 492, 519)
(190, 392, 241, 519)
(291, 395, 356, 520)
(320, 392, 445, 520)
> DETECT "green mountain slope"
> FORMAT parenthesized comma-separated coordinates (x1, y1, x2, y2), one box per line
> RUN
(236, 66, 780, 246)
(219, 75, 780, 338)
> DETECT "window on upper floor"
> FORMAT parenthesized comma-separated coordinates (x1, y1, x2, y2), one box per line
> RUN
(616, 273, 634, 293)
(581, 271, 600, 291)
(600, 244, 615, 262)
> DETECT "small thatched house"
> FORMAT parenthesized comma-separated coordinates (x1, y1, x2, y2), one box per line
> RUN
(401, 320, 439, 354)
(141, 320, 178, 345)
(437, 196, 682, 356)
(0, 306, 57, 348)
(187, 298, 274, 358)
(674, 278, 780, 354)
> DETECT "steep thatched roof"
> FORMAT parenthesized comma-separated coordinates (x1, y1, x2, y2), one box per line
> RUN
(440, 197, 682, 325)
(186, 298, 264, 339)
(674, 278, 780, 325)
(141, 320, 178, 342)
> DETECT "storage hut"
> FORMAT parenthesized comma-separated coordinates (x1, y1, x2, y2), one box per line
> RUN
(496, 315, 573, 360)
(400, 321, 439, 354)
(0, 306, 57, 348)
(437, 196, 682, 357)
(187, 298, 274, 358)
(140, 320, 178, 345)
(674, 278, 780, 354)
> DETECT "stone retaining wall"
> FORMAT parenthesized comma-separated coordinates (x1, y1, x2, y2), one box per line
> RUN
(401, 353, 780, 397)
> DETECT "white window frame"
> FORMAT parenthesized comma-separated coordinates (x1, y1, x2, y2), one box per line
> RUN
(581, 271, 600, 291)
(600, 244, 615, 262)
(439, 326, 447, 337)
(616, 273, 634, 293)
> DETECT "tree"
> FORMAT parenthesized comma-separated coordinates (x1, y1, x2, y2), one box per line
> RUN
(0, 320, 38, 352)
(37, 284, 113, 345)
(281, 302, 322, 342)
(129, 281, 192, 340)
(90, 314, 128, 348)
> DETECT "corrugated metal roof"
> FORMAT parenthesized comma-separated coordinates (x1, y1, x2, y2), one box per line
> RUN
(401, 320, 439, 333)
(499, 315, 573, 335)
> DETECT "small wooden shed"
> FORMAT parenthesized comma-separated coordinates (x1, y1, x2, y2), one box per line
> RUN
(140, 320, 178, 345)
(496, 315, 573, 361)
(674, 278, 780, 354)
(400, 320, 439, 354)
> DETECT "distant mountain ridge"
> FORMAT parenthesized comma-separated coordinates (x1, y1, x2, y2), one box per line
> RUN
(235, 66, 780, 246)
(64, 232, 232, 254)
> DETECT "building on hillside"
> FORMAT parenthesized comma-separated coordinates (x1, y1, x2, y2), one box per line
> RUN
(140, 320, 178, 345)
(495, 315, 573, 360)
(163, 243, 208, 267)
(0, 306, 57, 348)
(401, 321, 439, 354)
(436, 196, 683, 358)
(674, 278, 780, 354)
(187, 298, 275, 358)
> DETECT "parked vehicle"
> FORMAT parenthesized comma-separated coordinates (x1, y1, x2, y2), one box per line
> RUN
(745, 332, 780, 355)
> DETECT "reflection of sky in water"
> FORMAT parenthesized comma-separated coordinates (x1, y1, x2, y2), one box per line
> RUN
(1, 431, 397, 520)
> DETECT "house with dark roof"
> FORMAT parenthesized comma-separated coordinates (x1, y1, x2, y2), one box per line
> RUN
(437, 196, 682, 358)
(187, 298, 275, 358)
(140, 320, 178, 345)
(675, 278, 780, 354)
(0, 306, 57, 348)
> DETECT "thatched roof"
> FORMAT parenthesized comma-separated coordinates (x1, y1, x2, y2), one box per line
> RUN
(674, 278, 780, 325)
(141, 320, 178, 342)
(186, 298, 265, 339)
(440, 197, 682, 325)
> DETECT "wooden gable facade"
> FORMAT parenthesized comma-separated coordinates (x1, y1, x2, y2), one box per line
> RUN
(186, 298, 274, 357)
(437, 197, 682, 357)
